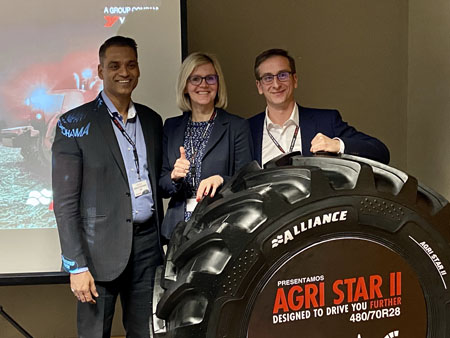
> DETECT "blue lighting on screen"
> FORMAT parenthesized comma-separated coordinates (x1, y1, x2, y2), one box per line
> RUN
(82, 68, 93, 79)
(25, 87, 63, 113)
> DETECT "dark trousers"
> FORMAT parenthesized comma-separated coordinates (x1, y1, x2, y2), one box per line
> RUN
(77, 220, 163, 338)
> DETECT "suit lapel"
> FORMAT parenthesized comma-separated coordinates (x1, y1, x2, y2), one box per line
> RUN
(137, 109, 158, 192)
(254, 113, 265, 165)
(172, 112, 190, 159)
(299, 105, 316, 156)
(203, 109, 228, 160)
(93, 95, 128, 182)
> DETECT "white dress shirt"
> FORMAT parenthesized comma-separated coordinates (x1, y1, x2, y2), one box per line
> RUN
(262, 105, 302, 165)
(261, 104, 345, 165)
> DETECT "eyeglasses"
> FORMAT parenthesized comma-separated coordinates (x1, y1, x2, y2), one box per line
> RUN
(258, 71, 293, 85)
(188, 74, 218, 86)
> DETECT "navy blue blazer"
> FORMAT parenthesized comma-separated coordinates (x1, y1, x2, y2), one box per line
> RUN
(248, 105, 390, 165)
(159, 108, 253, 239)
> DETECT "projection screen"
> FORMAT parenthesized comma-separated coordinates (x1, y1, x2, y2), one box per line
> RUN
(0, 0, 185, 280)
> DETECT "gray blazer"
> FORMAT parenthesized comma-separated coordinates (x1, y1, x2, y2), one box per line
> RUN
(52, 94, 164, 281)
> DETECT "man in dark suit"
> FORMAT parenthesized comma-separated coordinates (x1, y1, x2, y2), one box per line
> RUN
(248, 48, 390, 166)
(52, 36, 163, 338)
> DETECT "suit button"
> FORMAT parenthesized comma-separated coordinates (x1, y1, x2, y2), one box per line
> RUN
(126, 219, 132, 223)
(125, 192, 131, 197)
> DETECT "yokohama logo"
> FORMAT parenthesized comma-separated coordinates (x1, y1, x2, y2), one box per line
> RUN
(271, 210, 348, 249)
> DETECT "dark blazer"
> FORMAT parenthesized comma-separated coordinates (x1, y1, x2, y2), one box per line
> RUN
(159, 109, 253, 239)
(248, 105, 390, 165)
(52, 94, 164, 282)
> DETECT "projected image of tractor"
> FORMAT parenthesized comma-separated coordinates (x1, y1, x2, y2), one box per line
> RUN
(1, 89, 80, 167)
(0, 67, 101, 169)
(0, 64, 101, 229)
(153, 154, 450, 338)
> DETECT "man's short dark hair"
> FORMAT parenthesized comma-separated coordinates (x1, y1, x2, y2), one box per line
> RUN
(254, 48, 296, 79)
(99, 36, 138, 64)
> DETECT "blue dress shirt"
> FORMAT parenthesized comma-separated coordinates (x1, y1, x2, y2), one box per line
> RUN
(101, 91, 154, 223)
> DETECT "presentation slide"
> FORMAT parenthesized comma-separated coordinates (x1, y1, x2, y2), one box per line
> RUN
(0, 0, 183, 275)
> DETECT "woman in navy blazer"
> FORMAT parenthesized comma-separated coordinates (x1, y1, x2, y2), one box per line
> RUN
(159, 52, 253, 239)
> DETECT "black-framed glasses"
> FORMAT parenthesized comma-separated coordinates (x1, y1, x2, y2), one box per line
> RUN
(188, 74, 218, 86)
(259, 71, 293, 85)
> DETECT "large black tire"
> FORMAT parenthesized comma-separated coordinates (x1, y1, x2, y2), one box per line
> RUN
(153, 154, 450, 338)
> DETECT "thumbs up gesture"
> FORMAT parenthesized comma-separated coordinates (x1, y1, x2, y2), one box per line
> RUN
(171, 146, 191, 181)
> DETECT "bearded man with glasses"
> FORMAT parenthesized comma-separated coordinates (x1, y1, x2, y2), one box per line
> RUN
(248, 48, 390, 166)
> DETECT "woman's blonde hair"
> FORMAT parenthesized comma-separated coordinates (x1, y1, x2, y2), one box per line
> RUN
(176, 52, 228, 111)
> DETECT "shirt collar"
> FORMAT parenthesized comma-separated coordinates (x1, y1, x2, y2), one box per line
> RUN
(265, 104, 299, 129)
(101, 91, 136, 121)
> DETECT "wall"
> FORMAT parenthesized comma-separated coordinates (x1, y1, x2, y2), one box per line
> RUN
(187, 0, 408, 169)
(407, 0, 450, 199)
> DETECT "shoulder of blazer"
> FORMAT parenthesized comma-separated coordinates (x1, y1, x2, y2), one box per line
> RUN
(134, 103, 162, 124)
(247, 111, 265, 138)
(298, 104, 341, 144)
(248, 111, 265, 125)
(248, 111, 265, 129)
(163, 112, 188, 128)
(57, 97, 100, 130)
(298, 104, 339, 120)
(216, 108, 247, 124)
(216, 109, 248, 131)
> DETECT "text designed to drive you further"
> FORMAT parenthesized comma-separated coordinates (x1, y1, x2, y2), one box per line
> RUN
(272, 272, 402, 325)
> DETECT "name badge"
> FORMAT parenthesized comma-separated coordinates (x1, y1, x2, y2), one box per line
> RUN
(132, 180, 150, 197)
(186, 198, 198, 213)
